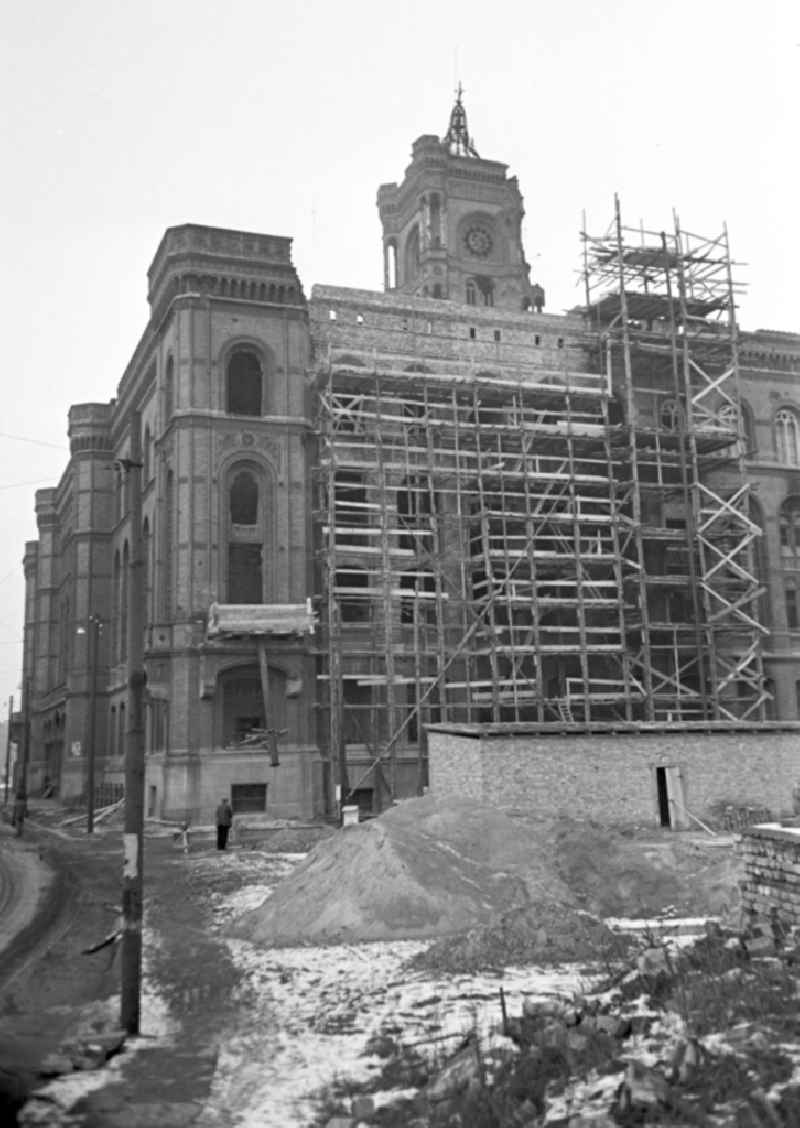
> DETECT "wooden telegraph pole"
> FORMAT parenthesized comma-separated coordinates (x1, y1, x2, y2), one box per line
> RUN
(4, 695, 12, 806)
(21, 678, 31, 797)
(86, 615, 101, 833)
(120, 415, 146, 1035)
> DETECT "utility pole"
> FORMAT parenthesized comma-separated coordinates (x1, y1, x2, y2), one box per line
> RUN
(21, 678, 31, 797)
(4, 695, 12, 805)
(85, 615, 101, 833)
(120, 416, 146, 1036)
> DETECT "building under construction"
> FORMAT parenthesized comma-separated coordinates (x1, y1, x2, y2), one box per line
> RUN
(312, 194, 774, 807)
(18, 93, 800, 823)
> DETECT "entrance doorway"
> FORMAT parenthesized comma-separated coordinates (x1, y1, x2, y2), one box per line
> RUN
(655, 765, 687, 828)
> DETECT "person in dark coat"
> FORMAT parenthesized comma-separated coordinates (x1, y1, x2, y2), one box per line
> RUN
(11, 790, 27, 838)
(215, 798, 233, 850)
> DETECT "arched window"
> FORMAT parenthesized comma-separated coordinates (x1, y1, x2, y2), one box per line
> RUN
(227, 350, 262, 416)
(119, 701, 126, 757)
(748, 496, 770, 628)
(721, 398, 755, 455)
(404, 226, 420, 283)
(226, 464, 270, 604)
(220, 664, 285, 745)
(164, 356, 175, 422)
(112, 550, 121, 660)
(115, 465, 124, 524)
(143, 424, 151, 482)
(660, 398, 680, 431)
(162, 469, 174, 619)
(775, 408, 800, 465)
(142, 518, 150, 624)
(230, 471, 259, 525)
(120, 541, 129, 660)
(57, 598, 69, 682)
(466, 279, 477, 306)
(432, 283, 443, 299)
(109, 705, 117, 758)
(429, 193, 441, 248)
(780, 497, 800, 565)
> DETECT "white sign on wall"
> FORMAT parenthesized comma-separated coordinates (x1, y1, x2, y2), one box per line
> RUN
(71, 741, 82, 758)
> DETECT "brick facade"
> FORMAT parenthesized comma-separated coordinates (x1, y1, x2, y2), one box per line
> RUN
(428, 727, 800, 826)
(17, 99, 800, 822)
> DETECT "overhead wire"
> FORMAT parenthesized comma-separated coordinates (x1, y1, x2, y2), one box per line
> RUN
(0, 432, 67, 451)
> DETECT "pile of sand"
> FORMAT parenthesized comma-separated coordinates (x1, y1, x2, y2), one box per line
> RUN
(232, 796, 741, 951)
(232, 797, 572, 947)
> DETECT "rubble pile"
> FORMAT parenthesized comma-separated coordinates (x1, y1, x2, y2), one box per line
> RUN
(410, 902, 624, 974)
(318, 923, 800, 1127)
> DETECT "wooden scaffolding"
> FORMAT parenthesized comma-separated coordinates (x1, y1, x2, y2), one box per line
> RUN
(582, 195, 768, 724)
(314, 201, 769, 802)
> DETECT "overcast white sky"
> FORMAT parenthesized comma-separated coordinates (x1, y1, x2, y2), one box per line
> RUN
(0, 0, 797, 710)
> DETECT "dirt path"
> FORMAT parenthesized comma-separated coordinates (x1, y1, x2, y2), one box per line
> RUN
(1, 805, 742, 1126)
(1, 819, 248, 1126)
(0, 825, 56, 965)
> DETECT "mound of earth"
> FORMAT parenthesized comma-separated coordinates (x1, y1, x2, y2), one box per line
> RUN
(232, 797, 742, 950)
(232, 796, 573, 947)
(551, 822, 741, 921)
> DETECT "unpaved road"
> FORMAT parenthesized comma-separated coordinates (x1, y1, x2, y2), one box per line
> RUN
(1, 810, 740, 1127)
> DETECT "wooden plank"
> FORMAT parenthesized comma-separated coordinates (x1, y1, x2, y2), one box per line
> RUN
(256, 639, 271, 729)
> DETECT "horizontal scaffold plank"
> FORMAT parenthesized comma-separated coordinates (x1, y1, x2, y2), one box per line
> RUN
(323, 363, 606, 395)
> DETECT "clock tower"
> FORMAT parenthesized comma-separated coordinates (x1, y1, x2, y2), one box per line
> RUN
(377, 88, 543, 312)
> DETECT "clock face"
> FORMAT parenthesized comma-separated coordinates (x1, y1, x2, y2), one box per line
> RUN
(465, 226, 493, 257)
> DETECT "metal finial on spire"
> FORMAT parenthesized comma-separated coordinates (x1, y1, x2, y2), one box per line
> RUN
(443, 84, 479, 158)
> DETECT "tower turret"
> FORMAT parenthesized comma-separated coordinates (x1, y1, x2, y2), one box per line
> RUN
(376, 89, 543, 312)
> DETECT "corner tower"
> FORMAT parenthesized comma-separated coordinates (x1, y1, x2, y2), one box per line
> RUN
(377, 87, 543, 312)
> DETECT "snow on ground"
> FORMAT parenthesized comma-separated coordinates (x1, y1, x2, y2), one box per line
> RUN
(605, 916, 713, 933)
(190, 849, 730, 1128)
(19, 927, 177, 1124)
(199, 937, 592, 1127)
(605, 915, 716, 948)
(195, 855, 597, 1128)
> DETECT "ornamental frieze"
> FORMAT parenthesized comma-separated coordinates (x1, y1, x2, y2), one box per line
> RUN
(216, 430, 283, 470)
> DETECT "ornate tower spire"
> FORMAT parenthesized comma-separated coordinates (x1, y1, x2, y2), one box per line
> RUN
(443, 83, 479, 158)
(378, 88, 540, 311)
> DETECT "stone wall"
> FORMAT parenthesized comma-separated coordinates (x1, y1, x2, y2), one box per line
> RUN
(739, 825, 800, 930)
(146, 745, 326, 824)
(427, 728, 800, 826)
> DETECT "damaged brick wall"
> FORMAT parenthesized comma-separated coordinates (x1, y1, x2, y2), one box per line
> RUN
(739, 825, 800, 930)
